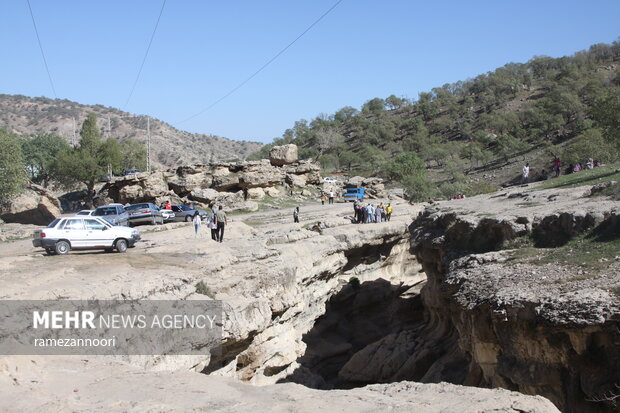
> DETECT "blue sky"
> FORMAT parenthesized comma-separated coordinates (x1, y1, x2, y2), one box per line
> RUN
(1, 1, 618, 143)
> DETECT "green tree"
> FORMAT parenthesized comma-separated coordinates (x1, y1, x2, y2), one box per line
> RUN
(561, 128, 617, 164)
(385, 95, 405, 110)
(495, 134, 529, 162)
(53, 113, 121, 207)
(0, 129, 26, 198)
(383, 152, 425, 182)
(362, 98, 385, 114)
(21, 133, 71, 187)
(592, 90, 620, 148)
(120, 139, 147, 171)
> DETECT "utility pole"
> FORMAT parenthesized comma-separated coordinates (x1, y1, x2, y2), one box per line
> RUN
(72, 117, 77, 147)
(147, 117, 151, 173)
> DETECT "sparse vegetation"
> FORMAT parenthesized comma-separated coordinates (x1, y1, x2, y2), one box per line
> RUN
(195, 281, 215, 298)
(536, 162, 620, 190)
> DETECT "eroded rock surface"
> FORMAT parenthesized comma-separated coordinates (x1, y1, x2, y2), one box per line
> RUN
(0, 184, 61, 225)
(408, 184, 620, 413)
(0, 200, 558, 412)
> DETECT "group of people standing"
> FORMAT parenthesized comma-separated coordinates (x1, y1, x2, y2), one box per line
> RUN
(192, 204, 227, 242)
(353, 201, 392, 224)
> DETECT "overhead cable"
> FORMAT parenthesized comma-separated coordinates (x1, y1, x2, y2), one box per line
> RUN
(175, 0, 344, 125)
(26, 0, 57, 98)
(123, 0, 167, 109)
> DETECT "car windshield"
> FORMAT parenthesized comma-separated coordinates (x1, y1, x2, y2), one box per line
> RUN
(179, 205, 192, 211)
(94, 207, 118, 216)
(125, 204, 149, 211)
(47, 218, 60, 228)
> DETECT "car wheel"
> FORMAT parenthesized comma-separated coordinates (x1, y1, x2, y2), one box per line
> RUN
(115, 239, 128, 253)
(185, 215, 192, 222)
(55, 240, 70, 255)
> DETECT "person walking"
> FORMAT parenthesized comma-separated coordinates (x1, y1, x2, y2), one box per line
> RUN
(204, 211, 218, 241)
(215, 206, 227, 243)
(293, 207, 300, 223)
(386, 204, 393, 221)
(522, 163, 530, 184)
(192, 212, 201, 237)
(320, 192, 327, 205)
(328, 190, 334, 204)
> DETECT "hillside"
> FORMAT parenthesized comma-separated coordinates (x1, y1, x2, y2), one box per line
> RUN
(0, 95, 263, 169)
(252, 40, 620, 199)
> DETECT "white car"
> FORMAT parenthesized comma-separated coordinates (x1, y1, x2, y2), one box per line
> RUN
(32, 216, 141, 255)
(161, 209, 175, 222)
(323, 177, 337, 183)
(75, 209, 94, 216)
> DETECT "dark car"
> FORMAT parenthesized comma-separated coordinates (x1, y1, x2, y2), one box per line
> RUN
(92, 204, 129, 226)
(125, 202, 164, 226)
(170, 204, 207, 222)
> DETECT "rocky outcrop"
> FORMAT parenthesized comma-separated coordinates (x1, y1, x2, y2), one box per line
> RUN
(98, 158, 321, 208)
(406, 187, 620, 413)
(2, 199, 562, 411)
(0, 184, 61, 225)
(269, 144, 298, 166)
(0, 356, 559, 412)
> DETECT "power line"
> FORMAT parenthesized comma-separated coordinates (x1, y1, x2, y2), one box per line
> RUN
(175, 0, 344, 126)
(123, 0, 167, 110)
(26, 0, 57, 98)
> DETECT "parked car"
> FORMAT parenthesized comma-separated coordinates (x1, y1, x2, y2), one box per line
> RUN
(75, 209, 94, 216)
(161, 209, 176, 222)
(170, 204, 207, 222)
(92, 203, 129, 226)
(323, 177, 337, 183)
(125, 202, 164, 226)
(123, 169, 140, 175)
(32, 216, 141, 255)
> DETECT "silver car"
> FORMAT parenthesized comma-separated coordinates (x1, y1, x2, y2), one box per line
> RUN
(92, 204, 129, 226)
(125, 202, 164, 226)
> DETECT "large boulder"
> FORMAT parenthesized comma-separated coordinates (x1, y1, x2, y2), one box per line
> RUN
(103, 171, 170, 204)
(239, 170, 285, 188)
(0, 184, 61, 225)
(269, 144, 298, 166)
(212, 174, 240, 191)
(285, 174, 307, 188)
(167, 169, 213, 196)
(189, 188, 220, 204)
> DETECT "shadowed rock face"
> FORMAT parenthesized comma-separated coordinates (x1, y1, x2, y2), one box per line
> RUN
(0, 184, 61, 225)
(408, 201, 620, 413)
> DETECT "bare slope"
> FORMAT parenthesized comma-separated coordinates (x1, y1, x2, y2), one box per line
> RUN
(0, 94, 263, 168)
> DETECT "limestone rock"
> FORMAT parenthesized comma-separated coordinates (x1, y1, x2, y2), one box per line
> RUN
(0, 183, 61, 225)
(212, 174, 240, 191)
(247, 187, 265, 200)
(240, 170, 285, 188)
(190, 188, 220, 204)
(269, 144, 298, 166)
(104, 171, 170, 204)
(264, 187, 280, 197)
(286, 174, 307, 188)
